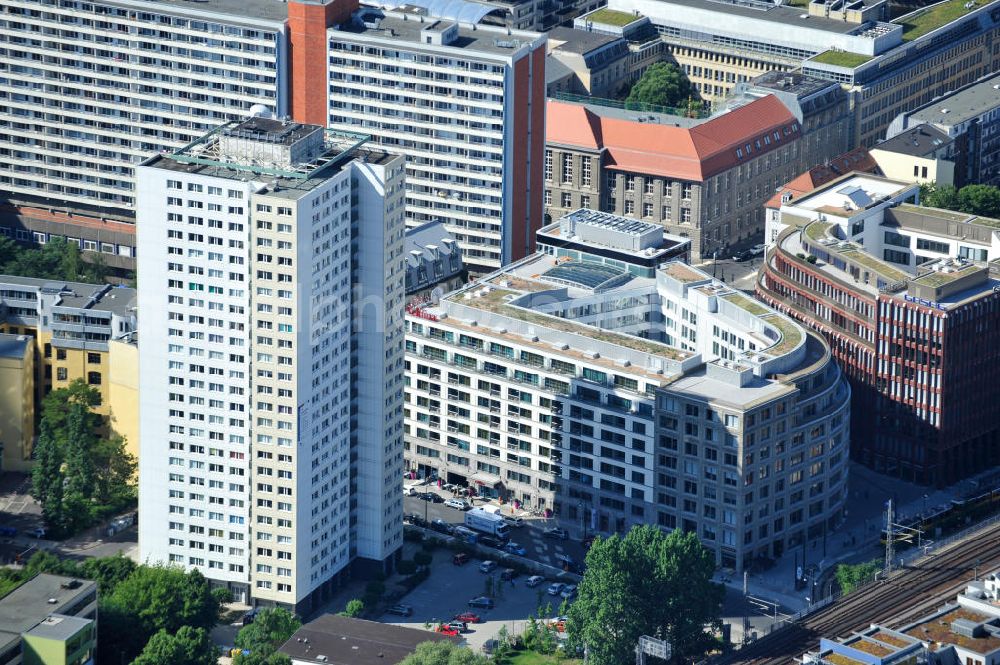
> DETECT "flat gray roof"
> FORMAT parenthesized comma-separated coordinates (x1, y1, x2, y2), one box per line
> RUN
(751, 70, 841, 98)
(0, 333, 31, 360)
(107, 0, 289, 24)
(339, 8, 542, 56)
(0, 276, 136, 317)
(570, 100, 707, 128)
(876, 123, 952, 157)
(0, 575, 96, 653)
(24, 615, 92, 642)
(548, 27, 622, 54)
(279, 614, 457, 665)
(909, 72, 1000, 126)
(144, 148, 396, 201)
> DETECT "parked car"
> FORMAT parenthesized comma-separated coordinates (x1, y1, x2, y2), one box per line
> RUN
(403, 486, 419, 497)
(444, 498, 470, 510)
(554, 553, 575, 568)
(478, 535, 506, 549)
(420, 492, 444, 503)
(479, 560, 497, 574)
(526, 575, 545, 588)
(436, 624, 460, 636)
(403, 513, 426, 527)
(503, 516, 524, 528)
(454, 612, 482, 624)
(547, 582, 565, 596)
(750, 243, 766, 256)
(500, 568, 518, 581)
(0, 526, 16, 537)
(543, 527, 568, 540)
(561, 584, 577, 599)
(386, 604, 413, 617)
(430, 519, 454, 535)
(26, 527, 46, 539)
(731, 250, 752, 262)
(452, 552, 470, 566)
(468, 596, 495, 609)
(444, 621, 468, 633)
(241, 608, 260, 626)
(503, 542, 526, 556)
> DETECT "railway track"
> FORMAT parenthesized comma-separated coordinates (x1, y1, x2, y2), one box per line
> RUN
(722, 521, 1000, 665)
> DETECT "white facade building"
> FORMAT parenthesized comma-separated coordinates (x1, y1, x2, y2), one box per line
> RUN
(768, 173, 1000, 268)
(0, 0, 287, 210)
(404, 214, 852, 570)
(137, 116, 404, 613)
(327, 6, 547, 272)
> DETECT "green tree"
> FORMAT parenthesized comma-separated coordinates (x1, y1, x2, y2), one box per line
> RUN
(233, 607, 301, 665)
(626, 62, 695, 109)
(132, 626, 218, 665)
(30, 418, 66, 534)
(79, 553, 136, 595)
(62, 402, 98, 532)
(91, 434, 137, 518)
(28, 380, 135, 537)
(567, 526, 723, 665)
(0, 235, 18, 268)
(338, 598, 365, 618)
(957, 184, 1000, 218)
(98, 565, 220, 663)
(397, 641, 489, 665)
(834, 558, 882, 595)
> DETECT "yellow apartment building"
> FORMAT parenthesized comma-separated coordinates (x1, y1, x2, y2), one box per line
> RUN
(0, 276, 137, 467)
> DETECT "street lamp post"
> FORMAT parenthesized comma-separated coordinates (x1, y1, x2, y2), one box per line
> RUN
(920, 494, 928, 548)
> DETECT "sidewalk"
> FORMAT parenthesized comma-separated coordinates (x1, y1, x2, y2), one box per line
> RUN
(730, 462, 965, 614)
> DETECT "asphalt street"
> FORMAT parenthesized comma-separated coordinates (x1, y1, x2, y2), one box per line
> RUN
(404, 492, 589, 573)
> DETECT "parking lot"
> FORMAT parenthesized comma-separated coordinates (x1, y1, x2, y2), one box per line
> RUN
(379, 546, 572, 652)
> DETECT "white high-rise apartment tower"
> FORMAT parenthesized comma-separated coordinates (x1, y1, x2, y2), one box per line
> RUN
(0, 0, 288, 210)
(136, 116, 405, 612)
(325, 5, 547, 273)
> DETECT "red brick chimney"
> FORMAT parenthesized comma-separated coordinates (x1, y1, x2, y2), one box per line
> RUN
(288, 0, 359, 125)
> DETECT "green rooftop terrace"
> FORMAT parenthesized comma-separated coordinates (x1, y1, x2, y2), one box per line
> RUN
(895, 202, 1000, 228)
(895, 0, 983, 41)
(836, 247, 910, 283)
(911, 263, 982, 287)
(458, 287, 689, 361)
(722, 292, 770, 317)
(663, 262, 709, 284)
(584, 8, 640, 25)
(804, 220, 834, 244)
(761, 315, 804, 356)
(809, 50, 873, 68)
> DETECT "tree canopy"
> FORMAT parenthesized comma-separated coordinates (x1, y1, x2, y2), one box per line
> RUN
(625, 62, 696, 110)
(233, 607, 300, 665)
(132, 626, 219, 665)
(0, 235, 107, 283)
(29, 380, 136, 537)
(98, 565, 221, 663)
(921, 182, 1000, 218)
(567, 525, 723, 665)
(26, 551, 136, 595)
(834, 558, 882, 595)
(397, 641, 489, 665)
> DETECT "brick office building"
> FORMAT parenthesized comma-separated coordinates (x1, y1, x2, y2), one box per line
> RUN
(758, 173, 1000, 485)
